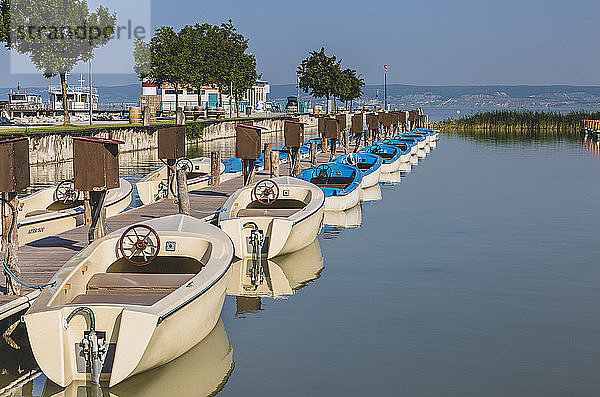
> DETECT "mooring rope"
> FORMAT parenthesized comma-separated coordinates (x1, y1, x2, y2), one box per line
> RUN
(2, 258, 56, 290)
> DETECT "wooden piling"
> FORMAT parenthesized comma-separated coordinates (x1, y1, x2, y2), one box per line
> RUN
(176, 167, 190, 215)
(310, 142, 317, 165)
(2, 193, 20, 296)
(211, 151, 221, 186)
(264, 143, 272, 172)
(321, 138, 327, 152)
(271, 151, 280, 177)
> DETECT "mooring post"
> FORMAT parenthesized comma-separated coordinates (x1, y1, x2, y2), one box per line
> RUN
(176, 166, 190, 215)
(211, 151, 221, 186)
(143, 106, 150, 127)
(271, 150, 280, 177)
(310, 142, 317, 165)
(321, 137, 327, 153)
(88, 191, 107, 243)
(2, 192, 20, 296)
(176, 107, 185, 125)
(264, 143, 272, 172)
(291, 147, 301, 177)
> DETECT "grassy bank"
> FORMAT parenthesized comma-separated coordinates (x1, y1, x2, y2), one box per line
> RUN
(438, 110, 600, 137)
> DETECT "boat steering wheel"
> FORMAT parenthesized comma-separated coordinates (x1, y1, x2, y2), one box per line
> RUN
(313, 164, 333, 180)
(252, 179, 280, 206)
(54, 180, 80, 205)
(345, 153, 359, 166)
(119, 224, 161, 265)
(176, 158, 194, 176)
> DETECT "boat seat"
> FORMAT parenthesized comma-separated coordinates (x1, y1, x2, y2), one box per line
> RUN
(236, 208, 301, 218)
(71, 294, 166, 306)
(87, 273, 194, 295)
(25, 210, 54, 218)
(313, 183, 349, 189)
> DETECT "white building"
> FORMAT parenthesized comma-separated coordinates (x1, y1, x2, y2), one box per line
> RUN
(142, 80, 271, 113)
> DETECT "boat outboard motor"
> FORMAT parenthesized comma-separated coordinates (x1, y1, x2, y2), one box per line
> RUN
(243, 222, 265, 286)
(63, 307, 107, 385)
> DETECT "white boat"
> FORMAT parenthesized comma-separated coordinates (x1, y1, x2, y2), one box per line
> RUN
(136, 157, 226, 205)
(323, 205, 363, 229)
(297, 164, 363, 212)
(14, 179, 132, 246)
(42, 318, 234, 397)
(219, 176, 324, 259)
(226, 239, 324, 299)
(23, 214, 234, 387)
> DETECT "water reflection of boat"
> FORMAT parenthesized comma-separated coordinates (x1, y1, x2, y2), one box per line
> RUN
(42, 318, 234, 397)
(379, 171, 402, 185)
(361, 183, 382, 203)
(23, 215, 234, 387)
(323, 205, 363, 229)
(227, 239, 324, 300)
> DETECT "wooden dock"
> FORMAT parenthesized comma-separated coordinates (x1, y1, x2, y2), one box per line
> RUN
(0, 148, 346, 315)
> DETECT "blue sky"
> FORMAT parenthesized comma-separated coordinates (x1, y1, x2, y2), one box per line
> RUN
(1, 0, 599, 87)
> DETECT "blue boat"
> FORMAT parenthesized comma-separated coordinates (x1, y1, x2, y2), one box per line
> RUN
(333, 152, 383, 188)
(297, 163, 362, 211)
(359, 144, 403, 173)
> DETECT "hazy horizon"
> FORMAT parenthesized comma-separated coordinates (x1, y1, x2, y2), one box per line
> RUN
(0, 0, 598, 87)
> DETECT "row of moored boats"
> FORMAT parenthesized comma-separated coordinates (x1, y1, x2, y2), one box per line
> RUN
(19, 127, 439, 389)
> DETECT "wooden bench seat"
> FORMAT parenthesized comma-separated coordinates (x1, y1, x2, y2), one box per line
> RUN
(236, 208, 301, 218)
(71, 293, 166, 306)
(87, 273, 195, 295)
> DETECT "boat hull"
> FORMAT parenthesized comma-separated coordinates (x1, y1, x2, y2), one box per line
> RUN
(324, 184, 361, 211)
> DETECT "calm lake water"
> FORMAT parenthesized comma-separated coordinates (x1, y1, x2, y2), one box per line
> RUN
(3, 131, 600, 396)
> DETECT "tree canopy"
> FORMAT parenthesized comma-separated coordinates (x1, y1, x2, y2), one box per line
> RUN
(140, 20, 258, 113)
(9, 0, 116, 124)
(297, 47, 363, 113)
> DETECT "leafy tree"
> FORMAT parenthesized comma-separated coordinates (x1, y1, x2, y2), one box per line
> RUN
(212, 20, 257, 111)
(133, 38, 150, 81)
(10, 0, 115, 124)
(148, 26, 188, 112)
(0, 0, 9, 46)
(337, 68, 364, 111)
(297, 47, 341, 114)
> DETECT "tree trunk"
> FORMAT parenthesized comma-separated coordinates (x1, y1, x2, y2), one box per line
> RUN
(175, 83, 179, 114)
(60, 73, 71, 125)
(235, 94, 240, 118)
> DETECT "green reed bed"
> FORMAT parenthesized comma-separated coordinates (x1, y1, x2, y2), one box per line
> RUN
(439, 110, 600, 137)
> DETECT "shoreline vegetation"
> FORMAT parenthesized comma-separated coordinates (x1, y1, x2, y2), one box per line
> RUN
(437, 110, 600, 137)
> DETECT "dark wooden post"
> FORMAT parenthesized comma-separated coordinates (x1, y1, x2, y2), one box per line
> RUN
(271, 151, 280, 177)
(211, 151, 221, 186)
(88, 190, 107, 243)
(2, 192, 20, 295)
(143, 106, 150, 127)
(264, 143, 272, 172)
(0, 137, 29, 295)
(291, 147, 301, 176)
(321, 137, 327, 152)
(176, 166, 190, 215)
(310, 142, 317, 165)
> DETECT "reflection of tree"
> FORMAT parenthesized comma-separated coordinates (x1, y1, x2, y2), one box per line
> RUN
(9, 0, 116, 124)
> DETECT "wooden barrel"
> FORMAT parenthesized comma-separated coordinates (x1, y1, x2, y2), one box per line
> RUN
(129, 107, 141, 124)
(184, 106, 195, 122)
(207, 108, 219, 120)
(149, 107, 157, 123)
